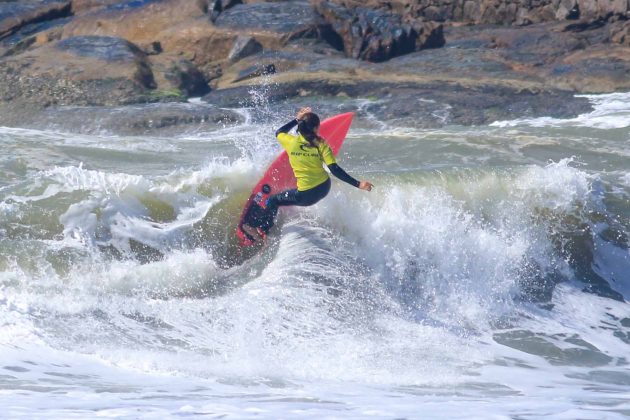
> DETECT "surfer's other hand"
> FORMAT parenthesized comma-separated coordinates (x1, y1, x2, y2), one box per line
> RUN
(296, 107, 312, 120)
(359, 181, 373, 192)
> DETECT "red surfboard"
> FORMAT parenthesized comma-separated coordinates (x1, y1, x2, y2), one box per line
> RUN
(236, 112, 355, 246)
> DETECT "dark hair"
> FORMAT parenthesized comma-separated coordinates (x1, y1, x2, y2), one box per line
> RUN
(297, 112, 322, 147)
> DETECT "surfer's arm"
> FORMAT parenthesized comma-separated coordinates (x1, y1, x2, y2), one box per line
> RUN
(275, 119, 298, 138)
(327, 163, 360, 188)
(318, 142, 360, 188)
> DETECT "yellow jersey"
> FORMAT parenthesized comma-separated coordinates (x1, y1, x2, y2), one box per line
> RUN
(277, 132, 337, 191)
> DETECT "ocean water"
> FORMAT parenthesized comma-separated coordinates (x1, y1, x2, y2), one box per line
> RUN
(1, 92, 629, 419)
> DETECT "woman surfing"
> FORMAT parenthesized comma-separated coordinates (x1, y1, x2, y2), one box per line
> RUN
(239, 107, 373, 243)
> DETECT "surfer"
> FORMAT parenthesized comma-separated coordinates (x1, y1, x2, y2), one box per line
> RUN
(240, 107, 373, 241)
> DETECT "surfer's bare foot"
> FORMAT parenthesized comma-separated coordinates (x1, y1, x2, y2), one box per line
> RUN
(256, 228, 268, 245)
(241, 224, 265, 242)
(240, 224, 257, 239)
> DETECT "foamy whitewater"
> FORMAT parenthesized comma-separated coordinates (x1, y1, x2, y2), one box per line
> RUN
(1, 93, 629, 419)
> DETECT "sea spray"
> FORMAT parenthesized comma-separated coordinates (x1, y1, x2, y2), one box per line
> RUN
(1, 96, 629, 418)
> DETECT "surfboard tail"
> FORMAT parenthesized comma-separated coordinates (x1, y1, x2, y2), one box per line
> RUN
(236, 226, 254, 246)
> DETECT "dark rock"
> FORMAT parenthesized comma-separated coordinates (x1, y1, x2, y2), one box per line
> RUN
(462, 0, 482, 22)
(576, 0, 598, 21)
(0, 35, 37, 57)
(61, 0, 232, 68)
(0, 0, 71, 39)
(160, 59, 211, 97)
(70, 0, 127, 14)
(208, 0, 242, 22)
(0, 0, 628, 110)
(0, 35, 159, 106)
(201, 63, 223, 86)
(202, 78, 593, 128)
(446, 22, 593, 65)
(228, 35, 262, 62)
(313, 1, 445, 62)
(203, 80, 349, 108)
(210, 43, 347, 88)
(555, 0, 580, 20)
(610, 20, 630, 46)
(382, 47, 514, 80)
(0, 15, 70, 56)
(562, 18, 608, 33)
(326, 0, 629, 25)
(140, 40, 162, 55)
(0, 102, 244, 135)
(232, 63, 275, 83)
(214, 1, 318, 33)
(560, 56, 630, 90)
(56, 35, 146, 61)
(102, 0, 163, 12)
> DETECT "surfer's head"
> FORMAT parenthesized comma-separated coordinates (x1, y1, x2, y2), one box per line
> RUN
(297, 112, 321, 147)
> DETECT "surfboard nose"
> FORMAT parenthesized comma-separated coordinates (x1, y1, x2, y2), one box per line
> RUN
(320, 112, 354, 155)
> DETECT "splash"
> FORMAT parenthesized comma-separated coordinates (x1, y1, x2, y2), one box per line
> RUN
(491, 92, 630, 129)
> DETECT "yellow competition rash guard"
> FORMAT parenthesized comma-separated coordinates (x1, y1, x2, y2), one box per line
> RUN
(276, 132, 337, 191)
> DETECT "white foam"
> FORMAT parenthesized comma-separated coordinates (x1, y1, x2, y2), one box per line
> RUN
(317, 159, 595, 331)
(2, 113, 630, 418)
(491, 92, 630, 129)
(0, 125, 181, 153)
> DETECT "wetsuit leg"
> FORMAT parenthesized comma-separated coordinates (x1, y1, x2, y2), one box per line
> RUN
(269, 177, 331, 209)
(259, 178, 331, 232)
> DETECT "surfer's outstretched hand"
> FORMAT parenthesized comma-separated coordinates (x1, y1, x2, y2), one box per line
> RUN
(296, 107, 312, 120)
(359, 181, 374, 192)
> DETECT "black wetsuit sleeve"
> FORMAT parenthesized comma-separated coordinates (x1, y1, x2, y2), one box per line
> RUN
(275, 119, 298, 137)
(328, 163, 360, 188)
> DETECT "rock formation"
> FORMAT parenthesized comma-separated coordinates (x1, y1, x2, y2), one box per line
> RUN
(0, 0, 628, 127)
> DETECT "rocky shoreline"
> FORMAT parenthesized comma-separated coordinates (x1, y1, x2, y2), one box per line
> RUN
(0, 0, 628, 132)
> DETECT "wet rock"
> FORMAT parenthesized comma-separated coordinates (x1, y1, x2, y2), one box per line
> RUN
(214, 1, 319, 34)
(70, 0, 127, 14)
(0, 102, 244, 135)
(151, 56, 211, 97)
(61, 0, 204, 48)
(140, 41, 162, 55)
(555, 0, 580, 20)
(313, 0, 444, 62)
(56, 10, 215, 98)
(325, 0, 629, 25)
(228, 35, 262, 62)
(56, 35, 145, 61)
(208, 0, 242, 22)
(61, 0, 235, 67)
(203, 76, 592, 127)
(0, 0, 628, 111)
(610, 20, 630, 46)
(446, 22, 630, 92)
(98, 0, 164, 12)
(201, 63, 223, 86)
(203, 80, 348, 108)
(0, 15, 70, 57)
(0, 35, 158, 106)
(232, 63, 275, 83)
(575, 0, 629, 20)
(210, 43, 346, 88)
(370, 84, 593, 127)
(0, 0, 71, 39)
